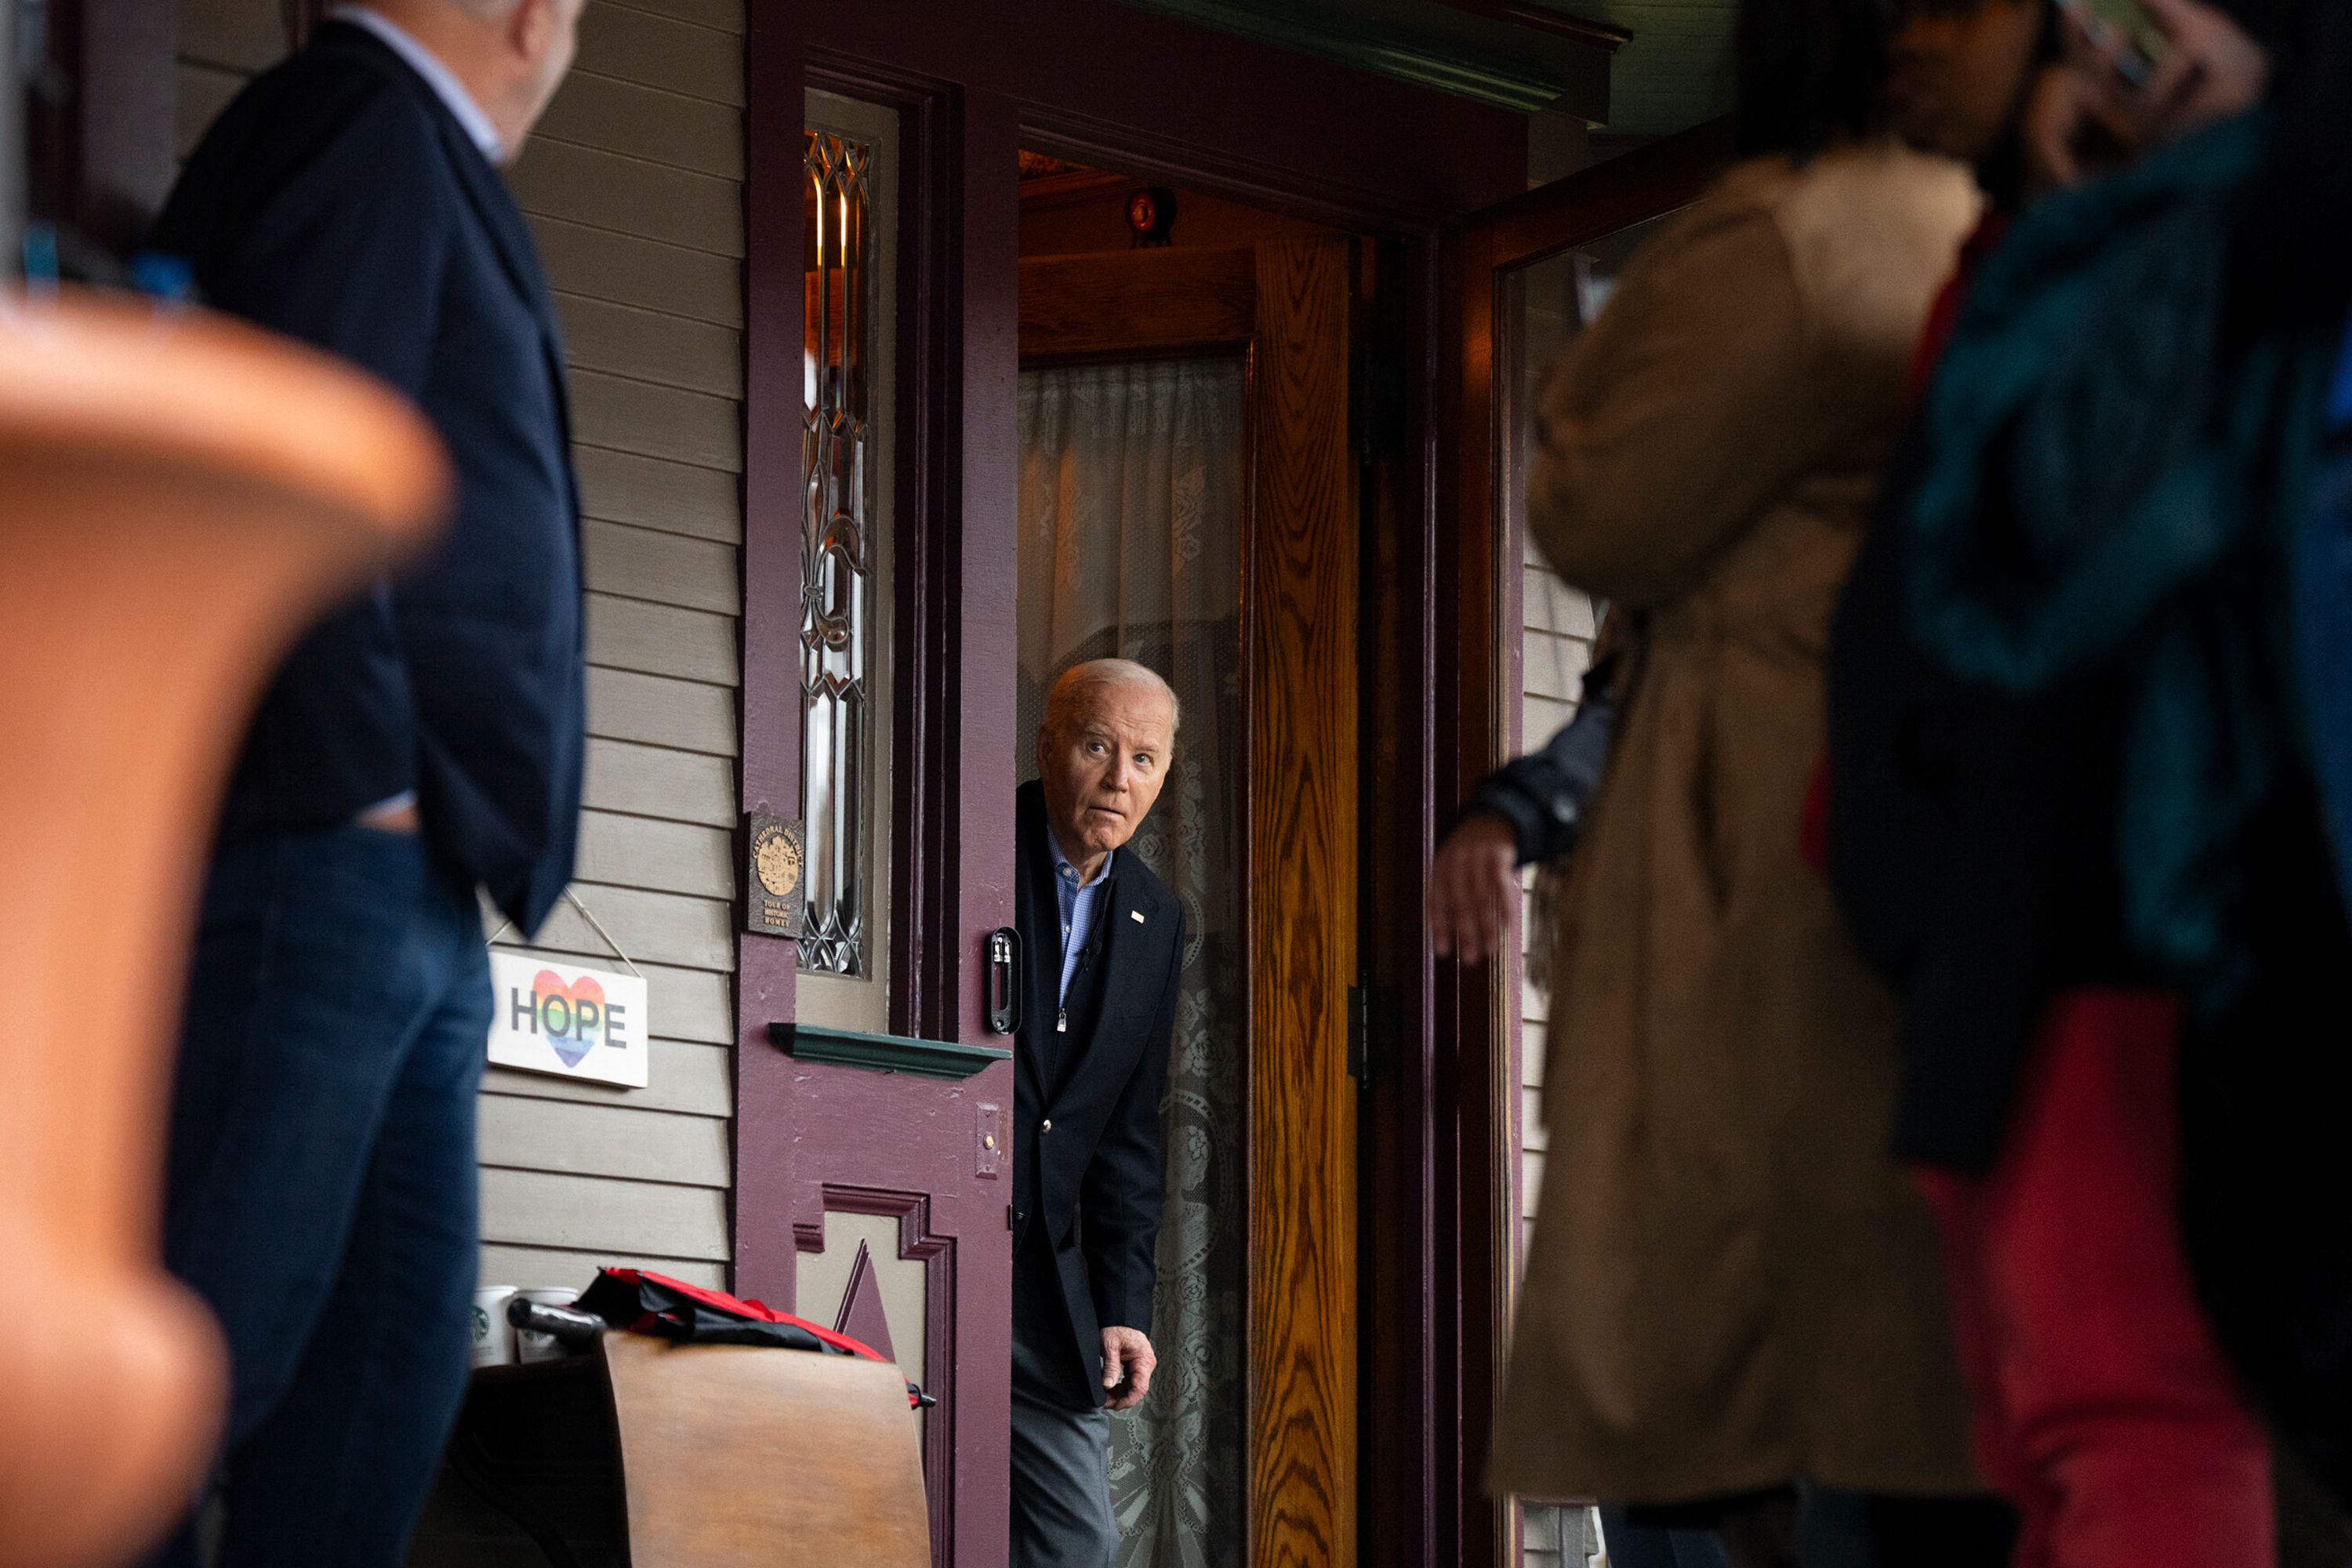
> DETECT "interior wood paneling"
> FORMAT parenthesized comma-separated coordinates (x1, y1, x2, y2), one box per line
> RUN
(1247, 236, 1359, 1568)
(587, 667, 739, 755)
(1017, 245, 1257, 362)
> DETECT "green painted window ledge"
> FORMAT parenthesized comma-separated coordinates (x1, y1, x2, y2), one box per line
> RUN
(768, 1022, 1012, 1080)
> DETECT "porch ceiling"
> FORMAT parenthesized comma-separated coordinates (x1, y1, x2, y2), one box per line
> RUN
(1581, 0, 1739, 136)
(1105, 0, 1737, 136)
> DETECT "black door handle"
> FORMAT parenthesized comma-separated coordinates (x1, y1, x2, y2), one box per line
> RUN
(985, 927, 1021, 1036)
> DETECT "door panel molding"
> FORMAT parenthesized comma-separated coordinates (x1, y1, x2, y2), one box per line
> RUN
(797, 1183, 960, 1555)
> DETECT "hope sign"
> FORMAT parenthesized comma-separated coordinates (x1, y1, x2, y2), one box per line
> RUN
(487, 954, 650, 1087)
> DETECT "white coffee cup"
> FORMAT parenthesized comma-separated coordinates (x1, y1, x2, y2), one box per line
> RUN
(514, 1286, 581, 1363)
(471, 1287, 517, 1367)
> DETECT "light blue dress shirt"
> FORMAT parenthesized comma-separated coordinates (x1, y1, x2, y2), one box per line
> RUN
(1050, 837, 1112, 1015)
(329, 6, 504, 161)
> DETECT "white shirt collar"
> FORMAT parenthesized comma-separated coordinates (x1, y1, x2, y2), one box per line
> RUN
(329, 6, 503, 162)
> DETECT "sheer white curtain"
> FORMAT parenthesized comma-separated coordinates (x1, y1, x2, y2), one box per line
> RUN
(1017, 357, 1247, 1568)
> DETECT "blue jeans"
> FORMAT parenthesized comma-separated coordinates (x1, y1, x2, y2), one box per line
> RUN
(149, 824, 490, 1567)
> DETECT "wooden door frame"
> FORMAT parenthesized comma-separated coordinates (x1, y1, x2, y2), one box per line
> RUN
(1442, 116, 1733, 1566)
(1018, 238, 1363, 1563)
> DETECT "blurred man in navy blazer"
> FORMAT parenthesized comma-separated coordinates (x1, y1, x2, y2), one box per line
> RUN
(146, 0, 583, 1559)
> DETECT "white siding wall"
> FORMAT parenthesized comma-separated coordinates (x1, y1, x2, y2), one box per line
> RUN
(1515, 544, 1596, 1261)
(1516, 550, 1598, 1568)
(173, 0, 746, 1297)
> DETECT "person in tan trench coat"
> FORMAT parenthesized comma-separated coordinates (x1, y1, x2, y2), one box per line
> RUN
(1488, 2, 1987, 1532)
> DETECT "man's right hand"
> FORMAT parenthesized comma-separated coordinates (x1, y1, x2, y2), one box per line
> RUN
(1429, 811, 1519, 964)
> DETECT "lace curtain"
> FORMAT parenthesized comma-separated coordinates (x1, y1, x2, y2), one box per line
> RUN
(1016, 358, 1247, 1568)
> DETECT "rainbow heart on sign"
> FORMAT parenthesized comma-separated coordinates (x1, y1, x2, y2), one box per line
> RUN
(532, 970, 608, 1069)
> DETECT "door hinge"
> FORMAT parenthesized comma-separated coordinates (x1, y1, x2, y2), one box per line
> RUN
(1348, 982, 1399, 1083)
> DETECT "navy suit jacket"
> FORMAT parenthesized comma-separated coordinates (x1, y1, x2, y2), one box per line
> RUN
(1011, 779, 1183, 1410)
(152, 20, 584, 929)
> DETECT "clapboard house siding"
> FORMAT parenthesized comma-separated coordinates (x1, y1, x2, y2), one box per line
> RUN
(1515, 560, 1598, 1568)
(172, 0, 749, 1298)
(534, 217, 745, 331)
(1516, 553, 1595, 1258)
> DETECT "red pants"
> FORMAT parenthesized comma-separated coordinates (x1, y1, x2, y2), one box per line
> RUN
(1915, 989, 2273, 1568)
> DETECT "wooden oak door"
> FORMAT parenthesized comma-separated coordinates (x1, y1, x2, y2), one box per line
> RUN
(1020, 237, 1362, 1566)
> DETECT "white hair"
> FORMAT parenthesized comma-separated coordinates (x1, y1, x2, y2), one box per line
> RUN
(1043, 658, 1180, 742)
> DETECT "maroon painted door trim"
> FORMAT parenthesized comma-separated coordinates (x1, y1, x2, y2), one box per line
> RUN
(738, 9, 1527, 1566)
(733, 34, 1024, 1566)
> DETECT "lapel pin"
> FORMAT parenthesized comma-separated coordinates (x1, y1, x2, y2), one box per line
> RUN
(1131, 909, 1146, 924)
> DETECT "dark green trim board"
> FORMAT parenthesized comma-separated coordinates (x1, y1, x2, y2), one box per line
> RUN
(1107, 0, 1613, 119)
(768, 1022, 1013, 1080)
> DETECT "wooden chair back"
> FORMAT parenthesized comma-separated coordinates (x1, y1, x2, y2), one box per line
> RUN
(602, 1333, 932, 1567)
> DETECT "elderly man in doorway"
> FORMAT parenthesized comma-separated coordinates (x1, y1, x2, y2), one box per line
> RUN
(144, 0, 586, 1559)
(1011, 659, 1187, 1566)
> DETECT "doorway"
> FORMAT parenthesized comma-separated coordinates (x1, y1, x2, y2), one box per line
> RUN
(1015, 162, 1363, 1567)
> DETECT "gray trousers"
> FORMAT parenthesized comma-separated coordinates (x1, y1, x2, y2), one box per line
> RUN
(1010, 1325, 1119, 1568)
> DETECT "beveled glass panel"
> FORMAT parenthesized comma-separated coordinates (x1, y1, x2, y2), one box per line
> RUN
(800, 128, 873, 976)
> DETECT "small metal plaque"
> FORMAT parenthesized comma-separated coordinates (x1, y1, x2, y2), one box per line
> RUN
(976, 1102, 1003, 1178)
(743, 813, 804, 938)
